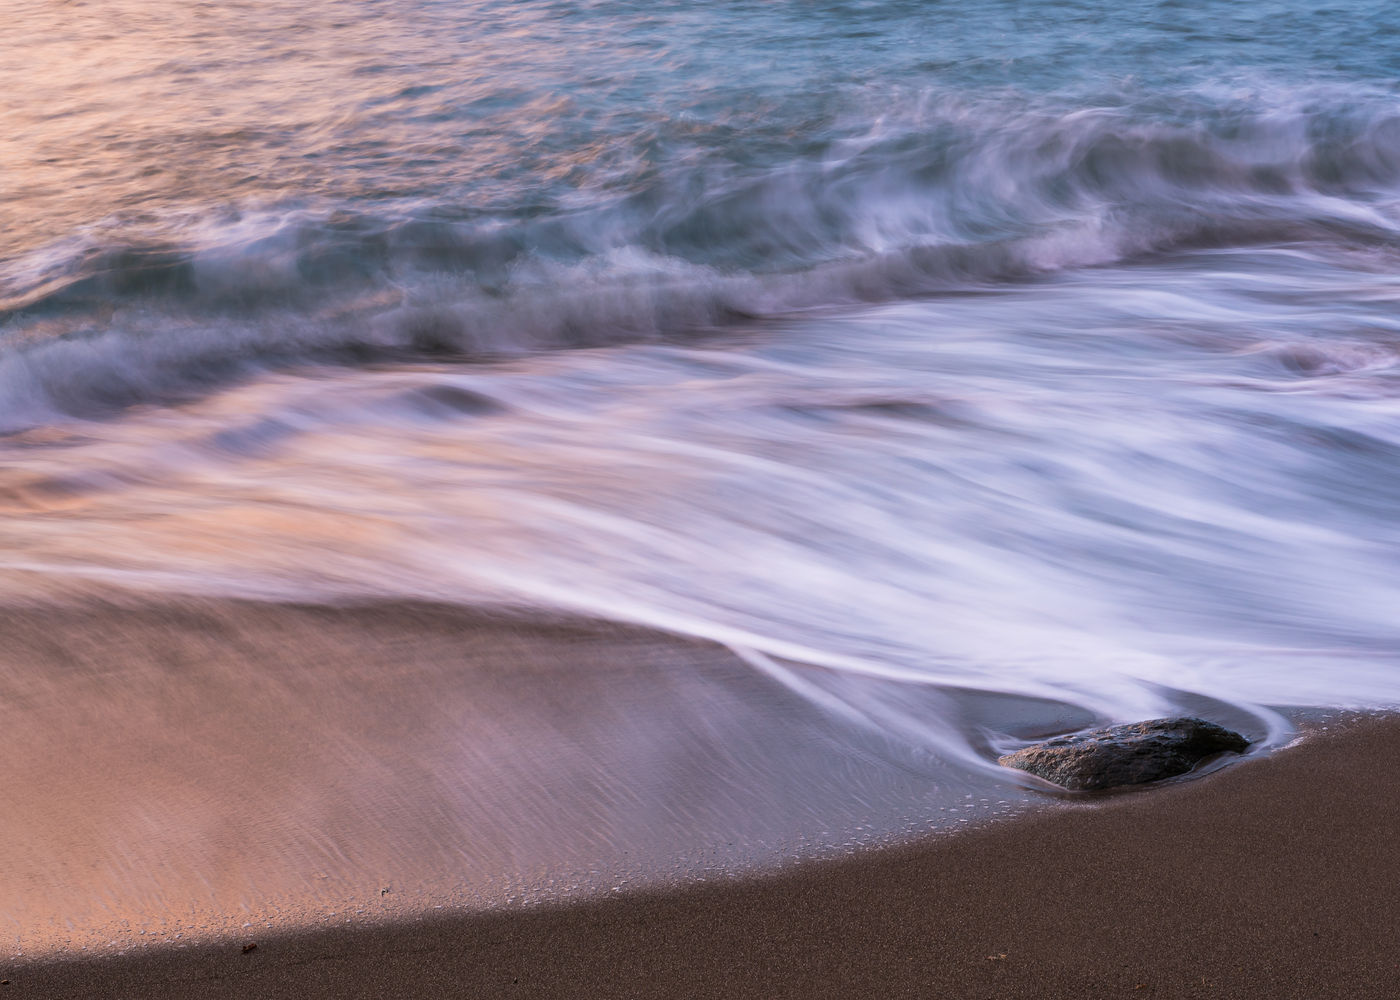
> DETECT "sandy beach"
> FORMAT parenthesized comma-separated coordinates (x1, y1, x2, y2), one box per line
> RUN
(3, 601, 1395, 998)
(9, 0, 1400, 996)
(0, 598, 1054, 957)
(13, 714, 1398, 999)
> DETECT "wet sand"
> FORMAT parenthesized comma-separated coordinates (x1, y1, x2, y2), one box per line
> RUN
(10, 711, 1399, 998)
(2, 599, 1394, 997)
(0, 598, 1053, 956)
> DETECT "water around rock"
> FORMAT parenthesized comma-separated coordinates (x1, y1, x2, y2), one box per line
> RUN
(998, 718, 1251, 791)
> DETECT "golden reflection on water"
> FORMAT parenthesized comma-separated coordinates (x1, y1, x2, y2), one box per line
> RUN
(2, 0, 605, 264)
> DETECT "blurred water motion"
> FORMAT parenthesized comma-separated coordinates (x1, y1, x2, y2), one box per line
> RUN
(4, 0, 1400, 955)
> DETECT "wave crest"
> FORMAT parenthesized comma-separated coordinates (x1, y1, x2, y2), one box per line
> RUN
(6, 87, 1400, 428)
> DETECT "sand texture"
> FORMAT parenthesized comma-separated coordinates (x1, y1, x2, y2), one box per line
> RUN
(10, 707, 1399, 999)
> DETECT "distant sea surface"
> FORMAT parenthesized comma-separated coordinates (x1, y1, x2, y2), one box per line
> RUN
(4, 0, 1400, 947)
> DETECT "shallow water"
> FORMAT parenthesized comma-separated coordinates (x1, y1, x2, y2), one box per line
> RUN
(4, 0, 1400, 948)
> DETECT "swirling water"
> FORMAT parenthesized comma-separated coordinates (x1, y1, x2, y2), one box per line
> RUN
(5, 0, 1400, 940)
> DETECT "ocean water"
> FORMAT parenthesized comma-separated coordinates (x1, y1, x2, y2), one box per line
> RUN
(5, 0, 1400, 938)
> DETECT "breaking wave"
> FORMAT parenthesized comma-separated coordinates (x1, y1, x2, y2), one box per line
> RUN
(6, 86, 1400, 429)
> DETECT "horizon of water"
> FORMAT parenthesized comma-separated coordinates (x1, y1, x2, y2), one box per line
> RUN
(5, 1, 1400, 939)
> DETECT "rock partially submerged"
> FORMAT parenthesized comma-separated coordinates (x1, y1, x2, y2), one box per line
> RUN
(998, 717, 1250, 791)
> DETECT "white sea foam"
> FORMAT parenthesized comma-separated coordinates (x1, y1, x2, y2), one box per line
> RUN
(4, 245, 1398, 777)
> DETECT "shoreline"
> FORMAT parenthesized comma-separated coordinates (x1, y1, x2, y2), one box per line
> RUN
(10, 710, 1398, 998)
(0, 596, 1059, 958)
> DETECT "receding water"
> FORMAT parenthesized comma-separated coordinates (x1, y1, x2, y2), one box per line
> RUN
(4, 0, 1400, 951)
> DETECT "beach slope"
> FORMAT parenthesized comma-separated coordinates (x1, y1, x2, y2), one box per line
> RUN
(13, 713, 1398, 999)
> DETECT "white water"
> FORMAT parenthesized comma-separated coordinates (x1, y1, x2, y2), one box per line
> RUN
(8, 244, 1400, 772)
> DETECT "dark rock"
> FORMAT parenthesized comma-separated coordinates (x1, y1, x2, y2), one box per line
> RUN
(997, 716, 1250, 791)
